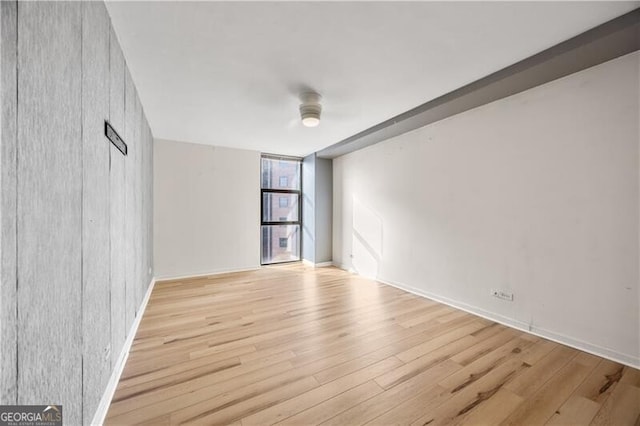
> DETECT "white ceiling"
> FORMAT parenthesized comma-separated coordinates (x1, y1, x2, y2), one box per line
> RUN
(106, 1, 638, 157)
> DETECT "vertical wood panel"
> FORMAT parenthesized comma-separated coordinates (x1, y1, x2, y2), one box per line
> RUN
(16, 2, 82, 424)
(124, 68, 137, 328)
(139, 113, 147, 308)
(133, 91, 142, 311)
(140, 118, 147, 305)
(0, 0, 17, 405)
(109, 26, 126, 368)
(143, 119, 153, 286)
(148, 124, 154, 281)
(81, 1, 111, 421)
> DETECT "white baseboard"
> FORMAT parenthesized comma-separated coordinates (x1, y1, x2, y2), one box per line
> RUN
(90, 277, 156, 426)
(376, 276, 640, 369)
(302, 259, 334, 268)
(329, 262, 353, 271)
(155, 265, 261, 282)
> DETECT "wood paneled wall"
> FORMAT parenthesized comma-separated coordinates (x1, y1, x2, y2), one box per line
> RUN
(17, 1, 84, 420)
(0, 2, 154, 424)
(0, 0, 18, 408)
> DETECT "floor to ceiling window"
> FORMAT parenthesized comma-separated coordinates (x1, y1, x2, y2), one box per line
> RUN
(261, 155, 302, 264)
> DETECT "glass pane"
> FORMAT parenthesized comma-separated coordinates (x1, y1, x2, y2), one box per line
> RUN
(261, 158, 301, 190)
(262, 192, 299, 222)
(261, 225, 300, 263)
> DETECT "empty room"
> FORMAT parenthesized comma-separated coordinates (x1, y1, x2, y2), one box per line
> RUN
(1, 1, 639, 425)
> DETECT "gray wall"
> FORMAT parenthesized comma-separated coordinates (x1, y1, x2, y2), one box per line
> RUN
(0, 2, 154, 424)
(0, 0, 18, 407)
(302, 153, 332, 264)
(315, 157, 333, 263)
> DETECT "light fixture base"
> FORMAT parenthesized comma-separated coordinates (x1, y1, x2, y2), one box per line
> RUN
(299, 92, 322, 127)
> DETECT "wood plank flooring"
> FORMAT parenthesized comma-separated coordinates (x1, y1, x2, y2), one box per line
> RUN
(105, 264, 640, 425)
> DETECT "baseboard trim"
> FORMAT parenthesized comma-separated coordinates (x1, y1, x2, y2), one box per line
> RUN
(375, 276, 640, 370)
(302, 259, 334, 268)
(90, 277, 156, 425)
(155, 266, 261, 282)
(330, 262, 352, 271)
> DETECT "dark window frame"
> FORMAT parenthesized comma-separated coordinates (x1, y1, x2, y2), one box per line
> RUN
(261, 188, 301, 226)
(260, 155, 302, 264)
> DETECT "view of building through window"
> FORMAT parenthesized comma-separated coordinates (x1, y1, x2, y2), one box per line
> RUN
(261, 156, 301, 264)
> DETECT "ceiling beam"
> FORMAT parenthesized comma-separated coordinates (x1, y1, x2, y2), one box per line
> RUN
(317, 8, 640, 159)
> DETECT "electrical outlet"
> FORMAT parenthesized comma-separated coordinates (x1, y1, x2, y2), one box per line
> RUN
(491, 289, 514, 301)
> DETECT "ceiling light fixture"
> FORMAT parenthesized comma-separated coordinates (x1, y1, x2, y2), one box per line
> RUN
(299, 92, 322, 127)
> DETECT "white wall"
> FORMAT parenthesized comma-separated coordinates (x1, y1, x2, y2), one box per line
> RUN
(333, 52, 640, 367)
(154, 139, 260, 279)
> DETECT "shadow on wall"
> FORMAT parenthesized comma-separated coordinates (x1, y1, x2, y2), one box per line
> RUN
(303, 192, 314, 252)
(352, 197, 383, 279)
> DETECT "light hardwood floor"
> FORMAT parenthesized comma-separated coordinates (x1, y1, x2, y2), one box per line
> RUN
(105, 264, 640, 425)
